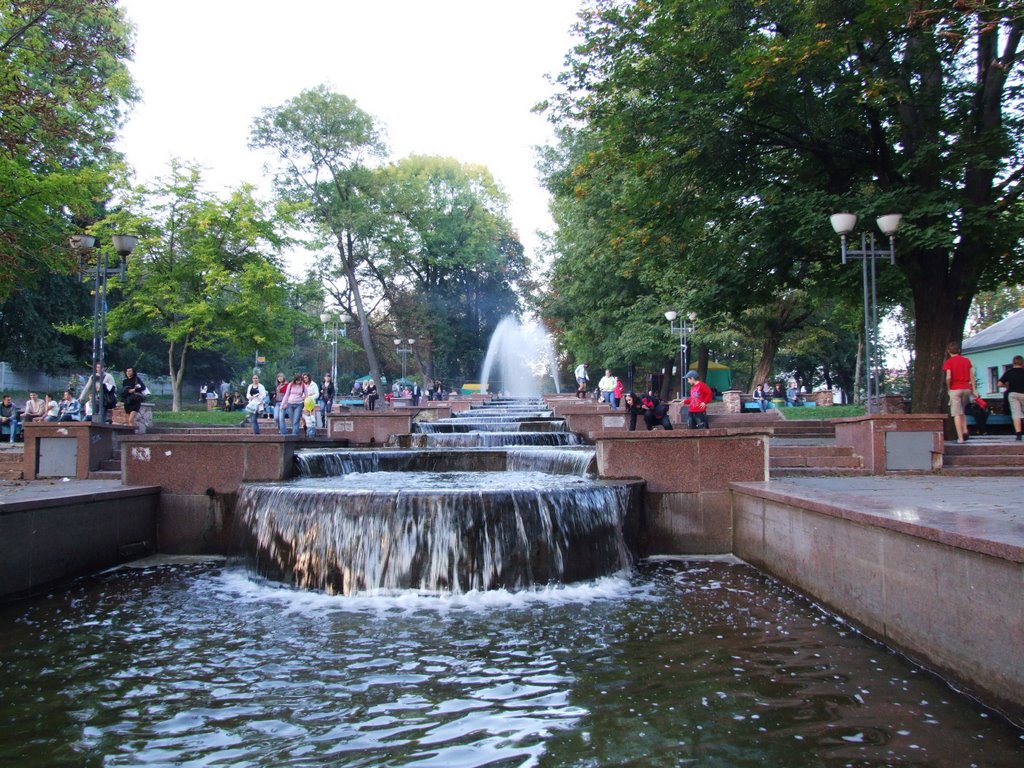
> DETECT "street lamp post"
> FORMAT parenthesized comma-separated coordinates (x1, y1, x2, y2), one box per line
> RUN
(70, 233, 138, 423)
(393, 338, 415, 381)
(829, 212, 903, 413)
(319, 311, 351, 386)
(665, 310, 697, 398)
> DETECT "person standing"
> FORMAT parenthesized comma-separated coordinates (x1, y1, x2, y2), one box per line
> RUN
(942, 341, 977, 444)
(278, 374, 307, 436)
(598, 369, 617, 409)
(574, 362, 590, 399)
(270, 373, 286, 422)
(320, 373, 335, 423)
(683, 371, 713, 429)
(622, 392, 643, 431)
(613, 376, 624, 409)
(299, 374, 319, 436)
(246, 374, 268, 435)
(998, 354, 1024, 441)
(121, 367, 147, 428)
(80, 362, 117, 422)
(364, 379, 379, 411)
(411, 380, 421, 406)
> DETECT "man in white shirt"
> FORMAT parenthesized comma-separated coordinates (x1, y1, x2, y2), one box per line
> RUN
(574, 362, 589, 399)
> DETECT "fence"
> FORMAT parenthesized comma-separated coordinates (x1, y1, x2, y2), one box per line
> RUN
(0, 362, 175, 397)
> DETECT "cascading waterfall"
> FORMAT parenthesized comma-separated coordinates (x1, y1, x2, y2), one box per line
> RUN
(234, 396, 640, 595)
(408, 397, 581, 448)
(236, 477, 636, 595)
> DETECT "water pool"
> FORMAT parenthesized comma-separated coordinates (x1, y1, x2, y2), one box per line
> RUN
(0, 559, 1020, 766)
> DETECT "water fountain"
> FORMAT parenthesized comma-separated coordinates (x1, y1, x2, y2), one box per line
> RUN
(234, 397, 641, 594)
(479, 316, 560, 396)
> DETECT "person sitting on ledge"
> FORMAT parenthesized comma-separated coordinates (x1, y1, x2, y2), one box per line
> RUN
(58, 390, 82, 422)
(0, 394, 21, 442)
(22, 392, 46, 422)
(43, 393, 60, 421)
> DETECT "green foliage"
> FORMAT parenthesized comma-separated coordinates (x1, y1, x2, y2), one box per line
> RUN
(540, 0, 1024, 411)
(0, 0, 137, 298)
(968, 285, 1024, 333)
(250, 85, 389, 381)
(378, 156, 529, 382)
(0, 274, 91, 372)
(102, 161, 294, 409)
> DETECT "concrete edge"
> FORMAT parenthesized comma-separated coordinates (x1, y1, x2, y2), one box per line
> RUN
(730, 480, 1024, 564)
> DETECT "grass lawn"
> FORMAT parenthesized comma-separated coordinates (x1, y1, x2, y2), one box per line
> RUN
(778, 404, 865, 419)
(148, 398, 255, 426)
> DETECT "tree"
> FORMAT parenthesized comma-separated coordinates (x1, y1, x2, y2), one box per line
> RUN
(0, 0, 137, 299)
(378, 155, 531, 384)
(541, 0, 1024, 412)
(249, 86, 390, 386)
(0, 273, 91, 372)
(103, 162, 293, 411)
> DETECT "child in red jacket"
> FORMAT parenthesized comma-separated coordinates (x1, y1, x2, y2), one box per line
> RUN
(683, 371, 712, 429)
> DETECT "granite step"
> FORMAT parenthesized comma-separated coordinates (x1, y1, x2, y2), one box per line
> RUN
(87, 470, 122, 481)
(770, 466, 872, 478)
(940, 466, 1024, 477)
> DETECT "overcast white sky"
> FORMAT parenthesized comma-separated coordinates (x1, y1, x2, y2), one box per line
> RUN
(115, 1, 582, 276)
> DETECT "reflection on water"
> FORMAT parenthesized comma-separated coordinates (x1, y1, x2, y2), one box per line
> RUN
(0, 560, 1020, 767)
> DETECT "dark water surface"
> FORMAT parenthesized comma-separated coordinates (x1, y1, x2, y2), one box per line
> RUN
(0, 559, 1020, 767)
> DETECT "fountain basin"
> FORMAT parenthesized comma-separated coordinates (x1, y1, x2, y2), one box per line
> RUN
(235, 472, 643, 595)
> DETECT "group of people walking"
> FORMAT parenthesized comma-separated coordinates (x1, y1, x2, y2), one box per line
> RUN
(944, 343, 1024, 443)
(243, 371, 337, 437)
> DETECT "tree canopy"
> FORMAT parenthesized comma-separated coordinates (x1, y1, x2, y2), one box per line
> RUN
(540, 0, 1024, 410)
(102, 162, 294, 410)
(0, 0, 137, 299)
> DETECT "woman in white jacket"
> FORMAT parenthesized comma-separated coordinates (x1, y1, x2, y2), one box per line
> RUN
(246, 375, 268, 434)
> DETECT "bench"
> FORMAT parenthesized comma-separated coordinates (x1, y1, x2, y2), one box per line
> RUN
(741, 400, 773, 412)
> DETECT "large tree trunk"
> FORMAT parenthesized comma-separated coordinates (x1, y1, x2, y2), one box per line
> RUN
(908, 266, 972, 414)
(751, 332, 781, 393)
(167, 336, 189, 412)
(340, 233, 381, 385)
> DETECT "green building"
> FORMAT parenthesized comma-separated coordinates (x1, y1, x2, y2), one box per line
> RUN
(962, 309, 1024, 397)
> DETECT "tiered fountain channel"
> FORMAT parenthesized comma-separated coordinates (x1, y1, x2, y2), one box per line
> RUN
(2, 320, 1022, 764)
(234, 398, 643, 595)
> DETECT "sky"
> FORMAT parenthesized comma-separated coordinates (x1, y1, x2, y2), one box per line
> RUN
(114, 0, 583, 277)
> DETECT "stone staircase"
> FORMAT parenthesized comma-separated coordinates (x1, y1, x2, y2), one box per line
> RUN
(769, 444, 867, 478)
(707, 412, 864, 477)
(89, 455, 122, 481)
(770, 419, 836, 440)
(942, 439, 1024, 476)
